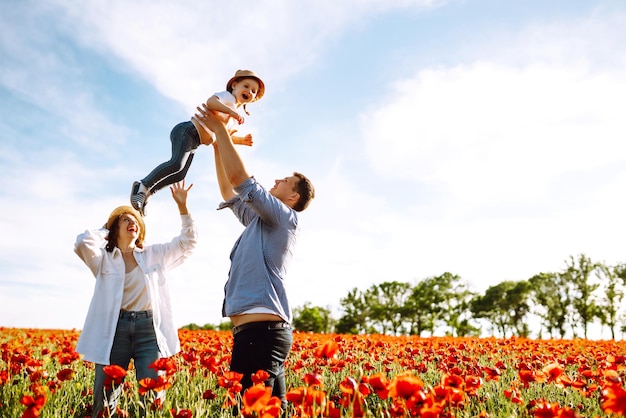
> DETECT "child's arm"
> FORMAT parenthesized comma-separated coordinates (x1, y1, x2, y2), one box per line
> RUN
(231, 133, 253, 147)
(206, 95, 244, 125)
(192, 116, 253, 147)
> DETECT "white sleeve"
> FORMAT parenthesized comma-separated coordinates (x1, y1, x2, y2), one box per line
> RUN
(213, 90, 237, 111)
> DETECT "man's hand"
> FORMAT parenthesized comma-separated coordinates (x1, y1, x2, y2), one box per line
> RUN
(194, 103, 228, 135)
(198, 102, 251, 189)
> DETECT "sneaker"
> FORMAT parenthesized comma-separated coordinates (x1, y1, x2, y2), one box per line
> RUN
(130, 181, 147, 216)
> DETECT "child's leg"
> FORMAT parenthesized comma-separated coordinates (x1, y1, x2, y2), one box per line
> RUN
(130, 181, 148, 215)
(139, 122, 200, 193)
(147, 151, 195, 194)
(131, 122, 199, 214)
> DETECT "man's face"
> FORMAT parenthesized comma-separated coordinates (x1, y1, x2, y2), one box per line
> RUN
(270, 176, 300, 205)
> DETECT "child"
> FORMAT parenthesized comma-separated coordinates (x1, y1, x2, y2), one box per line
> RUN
(130, 69, 265, 216)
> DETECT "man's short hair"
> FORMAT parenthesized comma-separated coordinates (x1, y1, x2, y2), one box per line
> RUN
(292, 172, 315, 212)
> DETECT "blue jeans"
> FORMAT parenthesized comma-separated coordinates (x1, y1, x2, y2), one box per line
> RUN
(230, 321, 293, 412)
(92, 310, 160, 418)
(141, 121, 200, 194)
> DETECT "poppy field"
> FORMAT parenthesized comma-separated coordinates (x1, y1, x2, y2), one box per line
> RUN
(3, 328, 626, 417)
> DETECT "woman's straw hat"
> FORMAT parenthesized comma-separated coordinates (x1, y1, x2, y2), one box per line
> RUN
(106, 206, 146, 245)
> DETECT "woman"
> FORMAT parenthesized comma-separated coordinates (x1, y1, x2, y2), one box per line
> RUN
(74, 180, 196, 417)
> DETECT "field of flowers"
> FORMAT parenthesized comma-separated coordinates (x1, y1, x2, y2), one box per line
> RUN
(2, 328, 626, 417)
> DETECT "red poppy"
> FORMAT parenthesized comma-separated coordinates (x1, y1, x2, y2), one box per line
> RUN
(151, 397, 164, 411)
(20, 393, 46, 418)
(138, 375, 173, 395)
(56, 368, 74, 382)
(389, 372, 424, 400)
(339, 377, 367, 417)
(115, 407, 130, 417)
(251, 369, 270, 384)
(303, 373, 324, 387)
(170, 408, 193, 417)
(339, 376, 358, 394)
(519, 369, 537, 388)
(202, 389, 216, 400)
(218, 370, 243, 394)
(303, 388, 328, 416)
(504, 386, 524, 405)
(327, 401, 342, 418)
(464, 375, 483, 395)
(531, 400, 565, 418)
(259, 398, 282, 418)
(543, 363, 565, 382)
(601, 383, 626, 415)
(286, 387, 306, 404)
(316, 340, 339, 359)
(483, 366, 502, 381)
(181, 350, 198, 364)
(365, 373, 390, 399)
(604, 369, 622, 385)
(200, 355, 220, 373)
(102, 365, 127, 389)
(242, 383, 277, 417)
(149, 358, 177, 376)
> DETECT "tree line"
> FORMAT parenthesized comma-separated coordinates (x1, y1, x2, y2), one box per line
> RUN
(290, 253, 626, 340)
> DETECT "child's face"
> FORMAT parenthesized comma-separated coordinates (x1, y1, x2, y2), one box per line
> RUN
(231, 78, 261, 104)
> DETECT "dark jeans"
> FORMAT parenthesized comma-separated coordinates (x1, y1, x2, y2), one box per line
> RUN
(141, 121, 200, 194)
(230, 322, 293, 412)
(92, 310, 160, 418)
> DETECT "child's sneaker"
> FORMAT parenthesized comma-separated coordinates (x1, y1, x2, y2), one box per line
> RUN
(130, 181, 147, 216)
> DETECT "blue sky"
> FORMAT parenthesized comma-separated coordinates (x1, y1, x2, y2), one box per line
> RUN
(2, 0, 626, 336)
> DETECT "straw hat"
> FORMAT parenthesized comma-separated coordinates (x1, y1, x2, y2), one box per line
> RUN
(226, 69, 265, 101)
(106, 206, 146, 245)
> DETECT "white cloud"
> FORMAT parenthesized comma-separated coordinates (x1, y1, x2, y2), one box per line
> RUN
(43, 0, 441, 108)
(362, 21, 626, 220)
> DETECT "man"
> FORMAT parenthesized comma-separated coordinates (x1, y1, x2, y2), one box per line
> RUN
(193, 105, 314, 411)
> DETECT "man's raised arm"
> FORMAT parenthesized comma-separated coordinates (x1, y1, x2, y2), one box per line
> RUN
(193, 105, 251, 190)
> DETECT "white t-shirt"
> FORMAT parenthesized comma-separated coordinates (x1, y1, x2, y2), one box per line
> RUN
(121, 266, 151, 311)
(204, 90, 239, 140)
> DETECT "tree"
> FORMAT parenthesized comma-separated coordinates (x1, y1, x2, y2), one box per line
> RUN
(470, 280, 531, 337)
(366, 281, 412, 335)
(528, 272, 569, 338)
(596, 262, 626, 340)
(563, 254, 600, 339)
(471, 282, 510, 337)
(218, 321, 232, 331)
(404, 276, 440, 336)
(335, 288, 371, 334)
(293, 302, 334, 333)
(181, 323, 218, 331)
(435, 273, 477, 336)
(507, 280, 532, 337)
